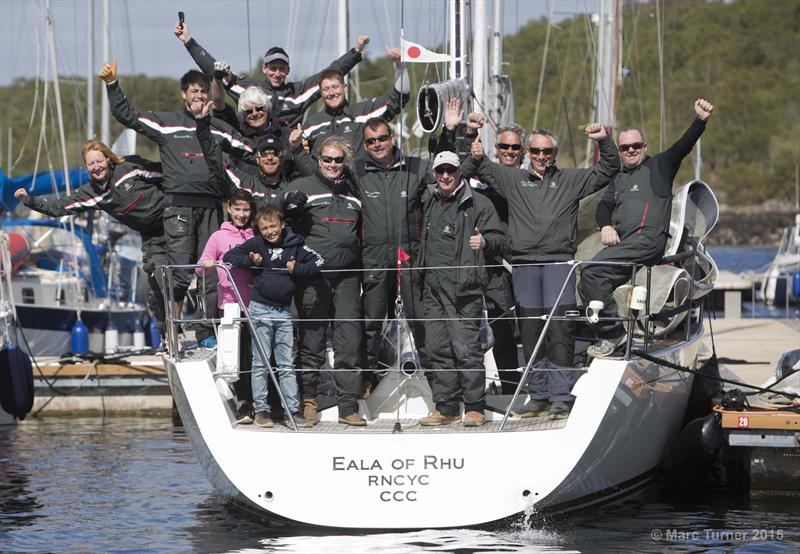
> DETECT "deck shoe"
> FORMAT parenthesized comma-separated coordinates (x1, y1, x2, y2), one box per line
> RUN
(512, 399, 550, 418)
(303, 398, 318, 424)
(420, 411, 460, 426)
(338, 413, 367, 426)
(285, 413, 314, 428)
(587, 335, 626, 358)
(254, 411, 274, 428)
(234, 403, 253, 424)
(462, 411, 485, 427)
(548, 402, 572, 420)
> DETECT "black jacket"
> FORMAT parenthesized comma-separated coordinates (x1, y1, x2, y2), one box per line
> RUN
(350, 150, 433, 270)
(183, 38, 362, 126)
(288, 171, 362, 270)
(22, 156, 164, 236)
(461, 136, 619, 262)
(303, 89, 409, 154)
(223, 228, 323, 307)
(420, 182, 505, 298)
(106, 81, 252, 205)
(597, 118, 707, 244)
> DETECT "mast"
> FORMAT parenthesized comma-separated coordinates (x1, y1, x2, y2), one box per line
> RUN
(87, 0, 95, 140)
(100, 0, 110, 145)
(594, 0, 622, 130)
(472, 0, 489, 146)
(449, 0, 466, 80)
(45, 0, 71, 194)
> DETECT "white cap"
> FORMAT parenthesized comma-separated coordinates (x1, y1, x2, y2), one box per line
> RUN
(432, 151, 460, 169)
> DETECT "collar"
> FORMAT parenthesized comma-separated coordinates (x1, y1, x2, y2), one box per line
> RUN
(365, 148, 404, 171)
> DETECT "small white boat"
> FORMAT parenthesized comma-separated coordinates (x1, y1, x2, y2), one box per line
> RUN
(164, 180, 720, 529)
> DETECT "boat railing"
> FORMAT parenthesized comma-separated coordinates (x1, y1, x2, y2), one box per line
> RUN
(158, 256, 702, 432)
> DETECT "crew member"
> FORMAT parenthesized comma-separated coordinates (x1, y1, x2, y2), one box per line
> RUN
(579, 98, 714, 357)
(418, 151, 504, 427)
(464, 124, 619, 420)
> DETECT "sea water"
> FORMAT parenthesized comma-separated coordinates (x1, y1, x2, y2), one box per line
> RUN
(1, 418, 798, 552)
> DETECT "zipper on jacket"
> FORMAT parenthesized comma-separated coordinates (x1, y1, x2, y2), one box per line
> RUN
(636, 201, 651, 235)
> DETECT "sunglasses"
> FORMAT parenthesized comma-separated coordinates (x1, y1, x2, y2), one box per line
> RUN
(365, 134, 391, 146)
(257, 149, 279, 158)
(434, 165, 459, 175)
(321, 155, 345, 164)
(618, 142, 646, 152)
(496, 143, 522, 151)
(528, 147, 555, 155)
(245, 106, 266, 116)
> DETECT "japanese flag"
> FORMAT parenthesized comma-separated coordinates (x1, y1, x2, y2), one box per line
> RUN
(401, 38, 452, 63)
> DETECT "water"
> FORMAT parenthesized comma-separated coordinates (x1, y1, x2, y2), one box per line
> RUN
(707, 245, 777, 274)
(2, 418, 798, 552)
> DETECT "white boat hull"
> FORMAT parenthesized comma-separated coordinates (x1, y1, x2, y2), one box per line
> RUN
(166, 333, 700, 529)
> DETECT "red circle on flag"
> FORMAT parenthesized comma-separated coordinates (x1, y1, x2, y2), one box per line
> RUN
(408, 46, 421, 58)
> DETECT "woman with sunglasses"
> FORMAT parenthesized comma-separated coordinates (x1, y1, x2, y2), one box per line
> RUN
(284, 137, 365, 426)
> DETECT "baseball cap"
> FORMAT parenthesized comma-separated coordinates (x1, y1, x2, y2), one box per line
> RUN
(432, 151, 460, 169)
(255, 135, 281, 153)
(263, 47, 290, 65)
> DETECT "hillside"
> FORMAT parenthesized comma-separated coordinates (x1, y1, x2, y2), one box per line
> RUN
(0, 0, 797, 207)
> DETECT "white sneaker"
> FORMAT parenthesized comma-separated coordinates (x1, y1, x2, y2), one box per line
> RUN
(587, 335, 626, 357)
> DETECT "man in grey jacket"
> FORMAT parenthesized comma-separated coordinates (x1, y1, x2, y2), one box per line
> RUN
(463, 124, 618, 419)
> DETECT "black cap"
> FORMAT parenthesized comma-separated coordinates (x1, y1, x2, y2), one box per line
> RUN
(255, 135, 281, 153)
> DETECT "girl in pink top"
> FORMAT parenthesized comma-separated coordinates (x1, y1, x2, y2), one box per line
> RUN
(197, 188, 256, 424)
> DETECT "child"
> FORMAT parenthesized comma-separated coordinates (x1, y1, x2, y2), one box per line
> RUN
(224, 204, 324, 428)
(197, 189, 256, 424)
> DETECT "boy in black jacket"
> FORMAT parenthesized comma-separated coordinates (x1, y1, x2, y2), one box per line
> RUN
(223, 205, 324, 428)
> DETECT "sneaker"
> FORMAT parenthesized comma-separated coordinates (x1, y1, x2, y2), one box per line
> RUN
(199, 336, 217, 348)
(235, 403, 253, 424)
(548, 401, 572, 420)
(303, 398, 318, 425)
(420, 411, 460, 426)
(338, 413, 367, 426)
(587, 335, 626, 358)
(512, 399, 550, 418)
(462, 411, 485, 427)
(285, 413, 314, 429)
(254, 411, 274, 428)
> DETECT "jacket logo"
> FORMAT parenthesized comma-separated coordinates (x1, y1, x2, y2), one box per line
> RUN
(124, 183, 132, 191)
(400, 190, 407, 198)
(630, 184, 640, 192)
(173, 134, 192, 139)
(366, 191, 381, 198)
(442, 225, 454, 235)
(520, 180, 538, 187)
(270, 248, 284, 261)
(549, 181, 558, 189)
(344, 125, 352, 132)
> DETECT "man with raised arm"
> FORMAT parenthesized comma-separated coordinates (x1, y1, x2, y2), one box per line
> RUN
(351, 117, 435, 390)
(464, 124, 619, 420)
(174, 18, 368, 126)
(98, 61, 238, 325)
(302, 47, 409, 155)
(579, 98, 714, 357)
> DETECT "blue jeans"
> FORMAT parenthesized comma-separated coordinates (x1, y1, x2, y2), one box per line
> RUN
(249, 301, 299, 415)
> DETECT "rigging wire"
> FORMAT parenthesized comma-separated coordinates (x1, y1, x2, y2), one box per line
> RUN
(655, 0, 666, 150)
(246, 0, 252, 73)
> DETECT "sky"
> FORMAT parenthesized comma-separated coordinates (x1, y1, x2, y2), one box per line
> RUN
(0, 0, 599, 86)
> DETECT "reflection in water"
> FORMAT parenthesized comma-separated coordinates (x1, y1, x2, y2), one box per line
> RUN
(0, 418, 798, 553)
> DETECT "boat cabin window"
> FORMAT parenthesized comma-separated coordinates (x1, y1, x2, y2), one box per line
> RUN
(22, 287, 35, 304)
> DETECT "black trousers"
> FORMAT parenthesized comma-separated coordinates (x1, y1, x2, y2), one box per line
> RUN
(163, 205, 222, 301)
(141, 232, 167, 326)
(424, 285, 485, 415)
(578, 237, 664, 339)
(362, 267, 426, 371)
(484, 266, 520, 394)
(295, 272, 362, 417)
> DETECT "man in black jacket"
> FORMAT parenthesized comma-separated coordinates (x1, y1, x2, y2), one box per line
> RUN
(418, 151, 505, 427)
(173, 19, 367, 127)
(464, 124, 618, 420)
(351, 118, 433, 385)
(99, 61, 247, 324)
(302, 47, 409, 154)
(579, 98, 714, 357)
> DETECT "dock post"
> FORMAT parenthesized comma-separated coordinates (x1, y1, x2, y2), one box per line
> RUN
(724, 291, 741, 319)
